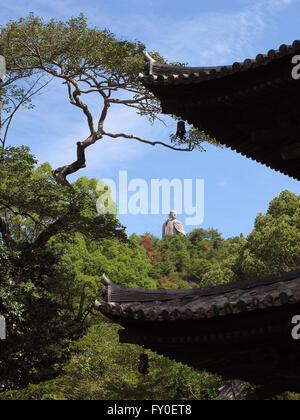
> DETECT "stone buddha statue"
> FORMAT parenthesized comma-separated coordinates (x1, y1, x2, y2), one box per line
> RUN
(162, 210, 186, 238)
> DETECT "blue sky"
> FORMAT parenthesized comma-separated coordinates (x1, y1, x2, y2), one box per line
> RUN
(1, 0, 300, 239)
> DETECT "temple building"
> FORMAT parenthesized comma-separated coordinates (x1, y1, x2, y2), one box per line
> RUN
(97, 41, 300, 397)
(140, 42, 300, 180)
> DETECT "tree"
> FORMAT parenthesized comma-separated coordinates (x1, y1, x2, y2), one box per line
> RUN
(135, 229, 239, 289)
(0, 145, 126, 390)
(0, 146, 125, 249)
(0, 14, 219, 186)
(0, 48, 51, 148)
(0, 320, 223, 400)
(46, 232, 157, 322)
(0, 236, 83, 390)
(236, 190, 300, 279)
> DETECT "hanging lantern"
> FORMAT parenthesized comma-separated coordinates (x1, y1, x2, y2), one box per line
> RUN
(138, 353, 149, 375)
(176, 121, 186, 140)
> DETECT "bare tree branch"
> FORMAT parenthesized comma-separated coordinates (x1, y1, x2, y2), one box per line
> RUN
(52, 140, 88, 186)
(2, 17, 198, 187)
(0, 75, 52, 148)
(69, 78, 96, 137)
(102, 131, 194, 152)
(0, 200, 43, 228)
(34, 205, 80, 248)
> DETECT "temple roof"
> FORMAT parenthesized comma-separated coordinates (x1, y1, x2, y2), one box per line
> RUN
(139, 41, 300, 181)
(97, 269, 300, 323)
(97, 270, 300, 390)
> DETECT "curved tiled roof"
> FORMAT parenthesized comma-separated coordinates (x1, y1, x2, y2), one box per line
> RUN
(97, 269, 300, 322)
(140, 41, 300, 85)
(98, 271, 300, 388)
(139, 41, 300, 181)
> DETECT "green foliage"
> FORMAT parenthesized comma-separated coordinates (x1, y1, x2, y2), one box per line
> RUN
(0, 378, 69, 401)
(136, 191, 300, 290)
(237, 190, 300, 279)
(0, 13, 159, 121)
(0, 320, 222, 400)
(46, 233, 156, 322)
(0, 145, 126, 390)
(1, 14, 137, 73)
(0, 13, 218, 152)
(1, 172, 300, 397)
(274, 392, 300, 400)
(0, 243, 84, 390)
(170, 126, 224, 151)
(137, 228, 242, 289)
(4, 14, 300, 401)
(0, 146, 126, 247)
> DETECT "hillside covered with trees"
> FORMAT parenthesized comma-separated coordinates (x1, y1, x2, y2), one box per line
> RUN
(0, 144, 299, 399)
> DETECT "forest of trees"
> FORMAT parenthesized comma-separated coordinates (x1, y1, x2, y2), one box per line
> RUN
(0, 14, 300, 400)
(0, 145, 299, 399)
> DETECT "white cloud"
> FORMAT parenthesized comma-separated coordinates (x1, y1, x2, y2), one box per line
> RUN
(0, 0, 294, 67)
(218, 179, 228, 187)
(82, 0, 292, 66)
(139, 0, 294, 65)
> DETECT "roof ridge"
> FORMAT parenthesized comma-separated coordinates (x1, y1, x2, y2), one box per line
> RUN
(140, 40, 300, 81)
(100, 269, 300, 304)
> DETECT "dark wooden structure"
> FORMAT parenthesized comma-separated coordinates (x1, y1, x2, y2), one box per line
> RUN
(98, 271, 300, 395)
(140, 42, 300, 180)
(97, 42, 300, 396)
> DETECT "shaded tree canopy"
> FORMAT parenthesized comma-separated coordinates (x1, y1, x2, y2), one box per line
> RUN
(0, 145, 126, 390)
(0, 146, 126, 250)
(1, 144, 299, 393)
(236, 190, 300, 278)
